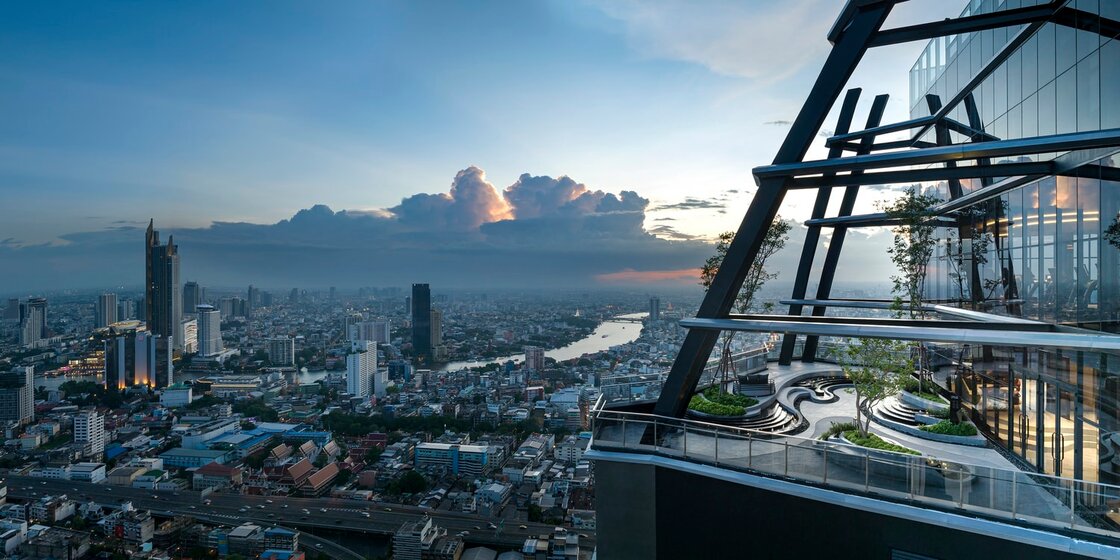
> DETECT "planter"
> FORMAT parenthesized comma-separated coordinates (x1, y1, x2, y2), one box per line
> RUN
(900, 390, 949, 413)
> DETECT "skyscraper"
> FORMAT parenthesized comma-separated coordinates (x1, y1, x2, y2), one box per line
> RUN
(524, 346, 545, 372)
(649, 296, 660, 322)
(96, 293, 118, 328)
(18, 297, 47, 347)
(411, 284, 431, 364)
(145, 220, 182, 351)
(183, 281, 201, 313)
(74, 409, 106, 458)
(196, 304, 222, 357)
(0, 367, 34, 426)
(117, 299, 136, 321)
(346, 340, 376, 399)
(247, 284, 259, 314)
(430, 309, 443, 347)
(3, 298, 18, 321)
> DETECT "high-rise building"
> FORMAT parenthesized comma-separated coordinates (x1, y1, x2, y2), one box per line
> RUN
(2, 298, 18, 321)
(329, 286, 337, 301)
(344, 313, 364, 341)
(524, 346, 545, 372)
(96, 293, 118, 328)
(180, 317, 197, 354)
(104, 323, 171, 389)
(372, 320, 391, 345)
(196, 305, 222, 357)
(260, 291, 273, 307)
(411, 284, 431, 364)
(288, 288, 299, 304)
(145, 220, 182, 351)
(247, 285, 259, 314)
(590, 3, 1120, 559)
(649, 296, 660, 322)
(0, 367, 34, 426)
(74, 410, 106, 458)
(183, 282, 201, 313)
(346, 340, 376, 399)
(430, 309, 443, 348)
(18, 297, 48, 347)
(117, 299, 136, 321)
(267, 337, 295, 366)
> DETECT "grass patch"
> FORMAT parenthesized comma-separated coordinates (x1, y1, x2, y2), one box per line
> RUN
(842, 430, 920, 455)
(919, 420, 978, 437)
(819, 421, 857, 441)
(900, 377, 947, 404)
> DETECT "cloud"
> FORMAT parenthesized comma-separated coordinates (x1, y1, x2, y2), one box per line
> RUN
(763, 120, 792, 126)
(588, 0, 834, 82)
(596, 268, 702, 284)
(653, 197, 726, 212)
(647, 225, 700, 241)
(391, 166, 512, 231)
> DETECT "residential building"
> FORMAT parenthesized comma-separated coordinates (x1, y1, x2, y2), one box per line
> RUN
(183, 281, 201, 313)
(18, 298, 47, 348)
(96, 293, 117, 328)
(104, 510, 154, 544)
(648, 296, 660, 322)
(19, 527, 89, 560)
(393, 517, 443, 560)
(267, 336, 296, 366)
(196, 304, 222, 357)
(523, 346, 545, 372)
(347, 340, 376, 399)
(73, 410, 105, 458)
(145, 220, 182, 351)
(104, 322, 171, 389)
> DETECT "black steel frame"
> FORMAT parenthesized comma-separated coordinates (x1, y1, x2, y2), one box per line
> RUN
(654, 0, 1120, 418)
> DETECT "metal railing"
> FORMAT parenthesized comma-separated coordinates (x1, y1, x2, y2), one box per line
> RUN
(599, 347, 769, 405)
(590, 403, 1120, 543)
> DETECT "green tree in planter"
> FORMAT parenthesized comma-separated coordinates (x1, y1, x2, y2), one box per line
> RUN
(699, 218, 791, 392)
(833, 337, 912, 438)
(880, 187, 941, 392)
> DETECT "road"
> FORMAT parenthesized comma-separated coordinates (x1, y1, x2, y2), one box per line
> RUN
(5, 475, 595, 552)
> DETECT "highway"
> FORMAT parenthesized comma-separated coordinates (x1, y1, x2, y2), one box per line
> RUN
(5, 475, 595, 553)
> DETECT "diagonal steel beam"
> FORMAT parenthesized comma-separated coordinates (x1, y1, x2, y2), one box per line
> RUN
(868, 3, 1057, 47)
(653, 1, 899, 418)
(777, 88, 863, 365)
(801, 94, 889, 362)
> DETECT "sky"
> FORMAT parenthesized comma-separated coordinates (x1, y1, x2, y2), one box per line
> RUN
(0, 1, 961, 293)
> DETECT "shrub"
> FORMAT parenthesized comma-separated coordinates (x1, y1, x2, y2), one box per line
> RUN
(819, 421, 857, 441)
(928, 408, 950, 419)
(688, 395, 745, 416)
(900, 376, 920, 392)
(919, 420, 978, 437)
(842, 430, 920, 455)
(702, 387, 758, 408)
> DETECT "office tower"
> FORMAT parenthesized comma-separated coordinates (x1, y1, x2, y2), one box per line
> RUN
(649, 296, 660, 322)
(589, 3, 1120, 559)
(180, 317, 197, 354)
(3, 298, 19, 321)
(74, 410, 106, 457)
(145, 220, 182, 351)
(18, 297, 48, 347)
(388, 360, 413, 382)
(104, 324, 169, 388)
(183, 281, 201, 313)
(96, 293, 118, 328)
(411, 284, 431, 364)
(329, 286, 337, 301)
(524, 346, 545, 372)
(430, 309, 443, 347)
(288, 288, 299, 304)
(260, 291, 273, 307)
(346, 340, 376, 399)
(0, 367, 34, 426)
(247, 284, 259, 313)
(117, 299, 136, 321)
(196, 304, 222, 357)
(267, 337, 295, 366)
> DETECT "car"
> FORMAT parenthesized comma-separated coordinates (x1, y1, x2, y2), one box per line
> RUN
(488, 523, 497, 530)
(268, 513, 275, 517)
(457, 531, 469, 536)
(320, 508, 328, 513)
(204, 500, 212, 505)
(361, 512, 370, 518)
(301, 516, 308, 521)
(189, 506, 197, 510)
(71, 488, 78, 492)
(315, 544, 323, 549)
(383, 507, 392, 512)
(474, 526, 481, 530)
(281, 504, 288, 508)
(40, 482, 46, 485)
(580, 533, 589, 538)
(257, 505, 266, 509)
(266, 499, 273, 504)
(519, 525, 527, 530)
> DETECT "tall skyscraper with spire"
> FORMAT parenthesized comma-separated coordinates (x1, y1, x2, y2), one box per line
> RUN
(145, 220, 182, 351)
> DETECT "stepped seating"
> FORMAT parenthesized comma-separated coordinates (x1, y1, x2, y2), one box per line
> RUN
(873, 397, 926, 427)
(792, 376, 852, 403)
(721, 405, 802, 434)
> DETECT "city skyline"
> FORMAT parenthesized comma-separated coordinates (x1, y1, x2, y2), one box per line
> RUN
(0, 1, 960, 292)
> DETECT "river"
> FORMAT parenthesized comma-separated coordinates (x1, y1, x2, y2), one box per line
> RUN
(436, 311, 648, 371)
(34, 312, 648, 390)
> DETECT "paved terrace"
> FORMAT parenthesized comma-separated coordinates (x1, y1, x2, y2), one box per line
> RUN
(591, 362, 1120, 549)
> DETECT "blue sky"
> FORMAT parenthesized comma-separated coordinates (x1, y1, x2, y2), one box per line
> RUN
(0, 1, 959, 291)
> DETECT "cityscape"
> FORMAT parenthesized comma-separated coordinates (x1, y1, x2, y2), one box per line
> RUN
(3, 1, 1120, 559)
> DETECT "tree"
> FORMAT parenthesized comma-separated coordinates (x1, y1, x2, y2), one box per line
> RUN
(364, 447, 383, 463)
(393, 470, 428, 495)
(833, 337, 911, 438)
(880, 187, 941, 319)
(699, 218, 792, 391)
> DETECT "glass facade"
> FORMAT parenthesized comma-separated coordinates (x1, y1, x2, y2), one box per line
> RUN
(908, 1, 1120, 484)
